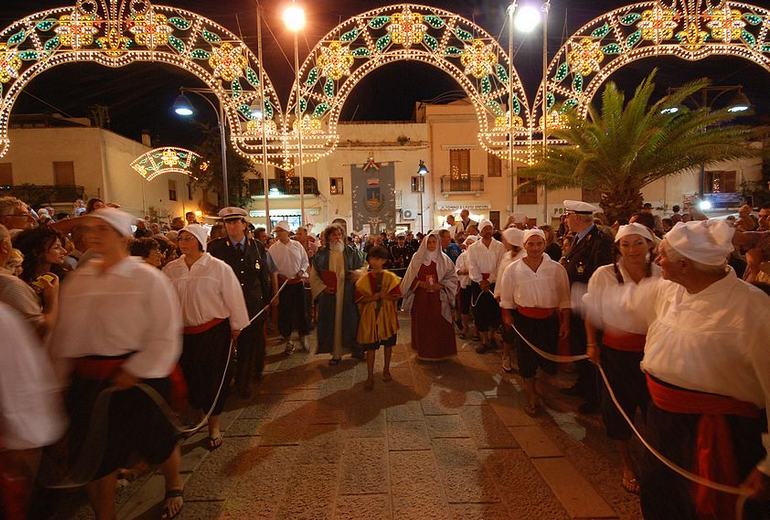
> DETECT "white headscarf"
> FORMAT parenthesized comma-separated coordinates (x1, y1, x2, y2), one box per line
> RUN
(665, 220, 734, 266)
(615, 223, 654, 243)
(522, 228, 546, 245)
(400, 231, 458, 323)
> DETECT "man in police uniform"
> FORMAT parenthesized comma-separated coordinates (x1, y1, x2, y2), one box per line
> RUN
(560, 200, 614, 413)
(207, 207, 270, 399)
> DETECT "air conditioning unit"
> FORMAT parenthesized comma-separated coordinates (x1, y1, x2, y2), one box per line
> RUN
(402, 208, 416, 220)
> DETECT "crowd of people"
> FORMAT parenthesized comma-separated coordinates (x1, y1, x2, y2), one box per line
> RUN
(0, 193, 769, 520)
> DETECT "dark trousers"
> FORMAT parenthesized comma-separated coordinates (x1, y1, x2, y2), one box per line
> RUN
(278, 283, 310, 339)
(513, 311, 558, 379)
(234, 316, 265, 389)
(570, 315, 599, 405)
(181, 320, 231, 415)
(641, 402, 767, 520)
(600, 347, 648, 441)
(470, 282, 500, 332)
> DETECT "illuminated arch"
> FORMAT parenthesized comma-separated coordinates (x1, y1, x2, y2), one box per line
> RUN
(536, 0, 770, 125)
(130, 147, 207, 181)
(0, 0, 283, 164)
(259, 4, 532, 164)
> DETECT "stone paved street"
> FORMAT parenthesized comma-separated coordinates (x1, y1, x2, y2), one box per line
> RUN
(53, 316, 643, 519)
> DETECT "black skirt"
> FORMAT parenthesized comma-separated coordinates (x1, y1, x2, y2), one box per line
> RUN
(66, 365, 177, 480)
(181, 319, 232, 415)
(599, 346, 648, 441)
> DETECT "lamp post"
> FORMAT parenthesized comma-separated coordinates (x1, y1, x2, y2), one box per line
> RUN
(173, 89, 230, 207)
(507, 3, 542, 221)
(255, 5, 271, 232)
(283, 2, 306, 227)
(661, 85, 751, 198)
(417, 160, 429, 233)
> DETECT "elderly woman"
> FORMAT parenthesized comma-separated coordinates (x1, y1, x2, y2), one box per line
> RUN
(401, 232, 458, 361)
(129, 237, 164, 268)
(582, 223, 660, 495)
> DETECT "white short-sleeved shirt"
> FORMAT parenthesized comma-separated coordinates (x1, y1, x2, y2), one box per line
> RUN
(498, 256, 571, 310)
(268, 239, 309, 279)
(467, 238, 506, 283)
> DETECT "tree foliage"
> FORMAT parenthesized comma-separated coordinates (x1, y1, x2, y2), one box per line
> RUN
(527, 71, 763, 222)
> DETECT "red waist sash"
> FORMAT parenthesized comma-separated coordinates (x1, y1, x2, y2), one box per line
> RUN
(646, 375, 760, 520)
(517, 307, 556, 319)
(602, 330, 646, 352)
(183, 318, 225, 335)
(73, 357, 188, 412)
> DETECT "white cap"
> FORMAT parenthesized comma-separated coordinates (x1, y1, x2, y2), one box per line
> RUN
(86, 208, 135, 237)
(463, 235, 479, 246)
(502, 227, 524, 247)
(274, 220, 292, 232)
(478, 219, 494, 231)
(180, 224, 209, 252)
(615, 223, 654, 243)
(564, 200, 600, 215)
(665, 220, 734, 266)
(218, 206, 248, 220)
(512, 213, 527, 224)
(522, 228, 546, 245)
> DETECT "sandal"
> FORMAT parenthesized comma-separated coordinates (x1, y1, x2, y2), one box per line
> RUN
(382, 372, 392, 383)
(206, 435, 223, 451)
(161, 489, 184, 520)
(502, 357, 513, 373)
(329, 358, 341, 366)
(523, 403, 539, 417)
(364, 379, 374, 391)
(621, 474, 640, 495)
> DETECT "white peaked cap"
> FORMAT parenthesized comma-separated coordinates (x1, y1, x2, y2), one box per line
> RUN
(502, 227, 524, 247)
(274, 220, 292, 232)
(87, 208, 135, 237)
(665, 220, 734, 266)
(522, 228, 546, 245)
(181, 224, 209, 252)
(478, 219, 494, 231)
(564, 200, 600, 214)
(615, 223, 654, 243)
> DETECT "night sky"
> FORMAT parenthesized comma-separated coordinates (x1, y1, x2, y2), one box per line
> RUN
(3, 0, 769, 147)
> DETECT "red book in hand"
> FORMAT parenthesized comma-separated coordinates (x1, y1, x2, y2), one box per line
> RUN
(321, 270, 337, 290)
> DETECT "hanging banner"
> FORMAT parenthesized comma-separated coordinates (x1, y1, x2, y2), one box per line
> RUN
(351, 160, 396, 233)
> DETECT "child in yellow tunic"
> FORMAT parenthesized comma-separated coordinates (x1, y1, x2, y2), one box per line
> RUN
(355, 246, 401, 390)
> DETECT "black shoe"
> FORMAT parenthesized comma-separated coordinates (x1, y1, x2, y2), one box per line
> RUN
(329, 357, 341, 366)
(351, 350, 365, 360)
(578, 401, 599, 414)
(560, 385, 582, 397)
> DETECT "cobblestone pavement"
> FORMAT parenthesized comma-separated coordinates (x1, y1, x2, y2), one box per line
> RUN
(51, 316, 643, 519)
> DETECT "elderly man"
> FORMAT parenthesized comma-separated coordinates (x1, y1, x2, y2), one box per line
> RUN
(269, 221, 311, 353)
(560, 200, 614, 413)
(310, 223, 365, 364)
(0, 197, 35, 235)
(455, 209, 478, 236)
(598, 220, 770, 519)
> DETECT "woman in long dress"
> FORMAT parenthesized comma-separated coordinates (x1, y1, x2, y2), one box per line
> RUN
(401, 232, 458, 361)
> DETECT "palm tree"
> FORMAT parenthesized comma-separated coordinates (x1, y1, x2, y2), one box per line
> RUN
(526, 72, 763, 223)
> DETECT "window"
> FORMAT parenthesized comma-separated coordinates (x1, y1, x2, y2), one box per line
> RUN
(487, 154, 502, 177)
(53, 161, 75, 185)
(411, 176, 424, 193)
(705, 171, 737, 193)
(0, 163, 12, 185)
(449, 149, 471, 191)
(330, 177, 344, 195)
(168, 179, 177, 201)
(518, 176, 538, 205)
(187, 182, 193, 200)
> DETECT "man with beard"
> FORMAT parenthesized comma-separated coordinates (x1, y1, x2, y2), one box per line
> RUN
(310, 224, 366, 364)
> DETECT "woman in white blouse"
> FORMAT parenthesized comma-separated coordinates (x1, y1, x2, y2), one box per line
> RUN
(582, 223, 660, 495)
(163, 225, 249, 451)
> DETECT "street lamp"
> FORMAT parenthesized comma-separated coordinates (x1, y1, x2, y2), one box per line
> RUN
(417, 160, 429, 233)
(283, 2, 306, 228)
(507, 2, 547, 223)
(172, 88, 230, 206)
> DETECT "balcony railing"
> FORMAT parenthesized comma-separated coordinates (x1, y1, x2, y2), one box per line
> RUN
(249, 177, 320, 197)
(0, 184, 85, 206)
(440, 175, 484, 194)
